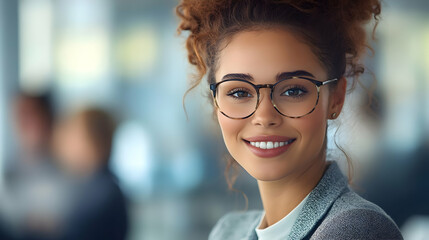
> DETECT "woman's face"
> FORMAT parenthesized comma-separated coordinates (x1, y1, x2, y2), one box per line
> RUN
(215, 29, 344, 181)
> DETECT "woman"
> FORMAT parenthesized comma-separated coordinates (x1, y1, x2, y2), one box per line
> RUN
(176, 0, 403, 239)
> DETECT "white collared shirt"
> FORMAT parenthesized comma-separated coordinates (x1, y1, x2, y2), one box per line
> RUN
(255, 194, 310, 240)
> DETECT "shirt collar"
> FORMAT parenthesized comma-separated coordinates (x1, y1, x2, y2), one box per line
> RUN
(255, 193, 310, 240)
(246, 161, 348, 240)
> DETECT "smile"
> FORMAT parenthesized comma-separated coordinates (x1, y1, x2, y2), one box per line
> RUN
(249, 139, 295, 149)
(243, 136, 296, 158)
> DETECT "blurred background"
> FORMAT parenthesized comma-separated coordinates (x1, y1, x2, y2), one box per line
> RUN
(0, 0, 428, 239)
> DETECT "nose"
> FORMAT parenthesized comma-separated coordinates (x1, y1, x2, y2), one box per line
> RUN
(251, 89, 282, 127)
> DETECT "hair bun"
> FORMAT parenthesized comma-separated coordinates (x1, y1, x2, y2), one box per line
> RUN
(177, 0, 381, 90)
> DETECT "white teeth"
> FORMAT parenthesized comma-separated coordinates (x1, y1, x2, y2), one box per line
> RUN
(249, 140, 294, 149)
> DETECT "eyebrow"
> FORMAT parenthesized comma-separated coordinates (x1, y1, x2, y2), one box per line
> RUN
(276, 70, 315, 80)
(221, 70, 315, 82)
(221, 73, 254, 82)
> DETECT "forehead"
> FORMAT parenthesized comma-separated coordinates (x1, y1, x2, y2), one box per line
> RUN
(216, 29, 326, 83)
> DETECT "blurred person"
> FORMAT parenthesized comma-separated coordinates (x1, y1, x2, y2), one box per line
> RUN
(0, 91, 64, 240)
(51, 108, 128, 240)
(176, 0, 403, 239)
(5, 91, 55, 179)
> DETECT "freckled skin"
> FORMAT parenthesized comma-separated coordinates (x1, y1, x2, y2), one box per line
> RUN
(216, 29, 341, 182)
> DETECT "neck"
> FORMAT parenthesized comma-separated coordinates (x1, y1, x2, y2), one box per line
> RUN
(257, 158, 327, 227)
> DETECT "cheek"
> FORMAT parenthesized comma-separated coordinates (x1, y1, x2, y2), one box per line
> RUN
(294, 93, 330, 154)
(298, 112, 326, 142)
(217, 112, 245, 153)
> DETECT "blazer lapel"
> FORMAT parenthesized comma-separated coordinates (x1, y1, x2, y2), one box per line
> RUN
(287, 162, 349, 240)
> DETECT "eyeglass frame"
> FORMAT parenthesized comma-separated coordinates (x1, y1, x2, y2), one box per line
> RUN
(209, 76, 338, 119)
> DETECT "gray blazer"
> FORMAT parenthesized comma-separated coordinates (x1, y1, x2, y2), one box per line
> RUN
(209, 162, 403, 240)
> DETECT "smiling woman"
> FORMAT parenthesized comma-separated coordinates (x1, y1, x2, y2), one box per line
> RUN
(213, 30, 342, 184)
(176, 0, 403, 239)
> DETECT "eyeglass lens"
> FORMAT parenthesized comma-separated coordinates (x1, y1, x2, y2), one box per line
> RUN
(215, 78, 319, 118)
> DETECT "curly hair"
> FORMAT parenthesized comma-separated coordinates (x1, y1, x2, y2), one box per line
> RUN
(176, 0, 381, 190)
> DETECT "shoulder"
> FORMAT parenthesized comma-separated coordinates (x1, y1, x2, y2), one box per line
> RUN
(91, 169, 125, 200)
(311, 191, 403, 239)
(209, 210, 262, 240)
(75, 170, 127, 217)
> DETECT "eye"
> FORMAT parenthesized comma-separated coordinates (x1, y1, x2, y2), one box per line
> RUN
(282, 87, 307, 97)
(227, 88, 254, 99)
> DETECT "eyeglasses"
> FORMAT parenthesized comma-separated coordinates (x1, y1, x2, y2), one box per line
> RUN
(210, 76, 338, 119)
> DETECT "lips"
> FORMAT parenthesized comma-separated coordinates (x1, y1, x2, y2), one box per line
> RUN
(243, 135, 296, 158)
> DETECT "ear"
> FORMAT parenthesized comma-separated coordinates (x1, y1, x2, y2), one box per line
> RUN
(328, 77, 347, 119)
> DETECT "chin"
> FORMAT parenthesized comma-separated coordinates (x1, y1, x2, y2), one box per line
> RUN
(250, 169, 292, 182)
(240, 157, 295, 182)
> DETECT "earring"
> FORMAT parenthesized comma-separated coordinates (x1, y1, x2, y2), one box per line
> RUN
(331, 112, 337, 119)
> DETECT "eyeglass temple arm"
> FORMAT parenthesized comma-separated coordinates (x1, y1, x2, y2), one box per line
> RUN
(210, 84, 217, 96)
(321, 78, 338, 85)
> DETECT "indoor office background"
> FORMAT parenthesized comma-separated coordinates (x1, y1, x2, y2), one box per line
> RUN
(0, 0, 428, 239)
